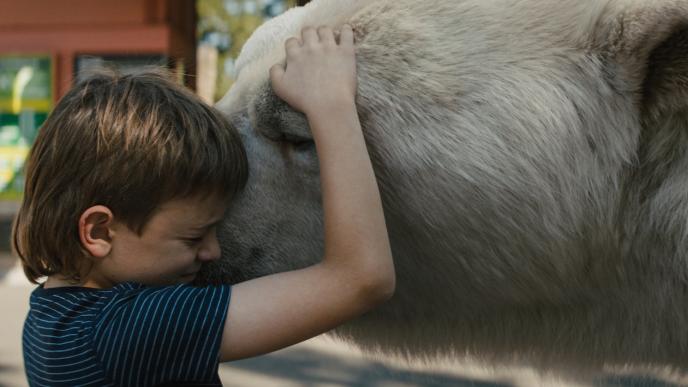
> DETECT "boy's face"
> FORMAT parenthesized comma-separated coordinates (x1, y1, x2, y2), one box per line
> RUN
(94, 195, 227, 287)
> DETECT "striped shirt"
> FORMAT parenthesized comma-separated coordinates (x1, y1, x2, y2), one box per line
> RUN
(23, 282, 232, 387)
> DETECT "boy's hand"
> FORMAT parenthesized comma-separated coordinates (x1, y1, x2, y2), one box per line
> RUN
(270, 25, 357, 117)
(222, 24, 394, 363)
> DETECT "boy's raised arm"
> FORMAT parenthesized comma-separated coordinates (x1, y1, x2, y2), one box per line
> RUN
(219, 24, 395, 362)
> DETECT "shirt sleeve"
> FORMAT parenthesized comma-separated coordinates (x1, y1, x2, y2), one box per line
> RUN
(92, 284, 231, 387)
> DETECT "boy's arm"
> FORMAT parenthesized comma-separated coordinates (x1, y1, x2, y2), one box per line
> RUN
(219, 25, 394, 362)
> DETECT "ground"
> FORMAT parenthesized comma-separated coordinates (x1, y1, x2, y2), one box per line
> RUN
(0, 255, 680, 387)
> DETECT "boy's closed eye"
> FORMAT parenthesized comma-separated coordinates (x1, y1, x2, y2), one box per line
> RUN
(182, 236, 206, 246)
(181, 222, 221, 246)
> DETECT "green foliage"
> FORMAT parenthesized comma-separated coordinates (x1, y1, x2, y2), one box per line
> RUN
(197, 0, 298, 101)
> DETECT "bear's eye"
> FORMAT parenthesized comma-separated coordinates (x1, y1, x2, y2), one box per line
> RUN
(282, 133, 315, 152)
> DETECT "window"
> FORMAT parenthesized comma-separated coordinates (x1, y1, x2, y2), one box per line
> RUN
(0, 55, 52, 198)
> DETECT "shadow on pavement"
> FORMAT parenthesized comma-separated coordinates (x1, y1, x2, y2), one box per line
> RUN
(223, 345, 685, 387)
(223, 346, 511, 387)
(0, 256, 18, 282)
(595, 375, 681, 387)
(0, 362, 21, 387)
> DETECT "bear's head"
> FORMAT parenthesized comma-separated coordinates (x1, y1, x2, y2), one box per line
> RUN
(200, 0, 688, 369)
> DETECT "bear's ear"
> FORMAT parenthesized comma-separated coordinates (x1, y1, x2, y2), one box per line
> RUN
(250, 84, 312, 142)
(642, 24, 688, 122)
(599, 2, 688, 123)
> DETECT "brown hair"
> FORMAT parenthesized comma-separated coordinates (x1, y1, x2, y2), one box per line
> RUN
(12, 68, 248, 284)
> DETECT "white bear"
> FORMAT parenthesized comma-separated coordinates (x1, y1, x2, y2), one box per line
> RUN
(203, 0, 688, 373)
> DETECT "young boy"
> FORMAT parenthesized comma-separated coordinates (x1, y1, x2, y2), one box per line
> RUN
(17, 24, 394, 386)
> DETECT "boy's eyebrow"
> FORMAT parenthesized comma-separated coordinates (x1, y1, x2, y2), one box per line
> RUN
(189, 218, 224, 232)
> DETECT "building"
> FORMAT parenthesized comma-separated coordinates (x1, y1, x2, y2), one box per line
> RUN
(0, 0, 309, 248)
(0, 0, 196, 202)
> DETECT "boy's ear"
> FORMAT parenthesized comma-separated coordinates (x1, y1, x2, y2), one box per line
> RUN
(79, 205, 114, 258)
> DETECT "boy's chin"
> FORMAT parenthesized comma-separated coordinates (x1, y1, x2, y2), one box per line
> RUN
(178, 272, 199, 285)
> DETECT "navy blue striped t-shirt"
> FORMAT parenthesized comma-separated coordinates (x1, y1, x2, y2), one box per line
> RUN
(23, 282, 232, 387)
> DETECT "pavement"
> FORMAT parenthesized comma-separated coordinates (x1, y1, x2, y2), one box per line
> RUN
(0, 255, 684, 387)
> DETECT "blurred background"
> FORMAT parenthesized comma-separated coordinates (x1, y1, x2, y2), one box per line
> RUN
(0, 1, 683, 386)
(0, 0, 303, 216)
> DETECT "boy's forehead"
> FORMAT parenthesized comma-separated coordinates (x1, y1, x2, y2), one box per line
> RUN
(156, 196, 227, 225)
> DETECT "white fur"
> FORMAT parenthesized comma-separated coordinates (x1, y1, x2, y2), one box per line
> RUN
(208, 0, 688, 375)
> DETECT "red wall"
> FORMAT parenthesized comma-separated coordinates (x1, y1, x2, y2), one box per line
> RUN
(0, 0, 195, 99)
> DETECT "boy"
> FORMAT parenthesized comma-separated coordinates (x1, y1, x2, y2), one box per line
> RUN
(17, 24, 394, 386)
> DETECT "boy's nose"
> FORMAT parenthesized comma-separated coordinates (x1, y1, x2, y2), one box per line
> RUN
(197, 234, 221, 262)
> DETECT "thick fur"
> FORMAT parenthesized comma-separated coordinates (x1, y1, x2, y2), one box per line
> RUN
(200, 0, 688, 373)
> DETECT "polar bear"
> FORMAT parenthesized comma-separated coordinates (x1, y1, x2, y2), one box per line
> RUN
(202, 0, 688, 373)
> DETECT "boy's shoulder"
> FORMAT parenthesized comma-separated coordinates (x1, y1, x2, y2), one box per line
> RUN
(24, 282, 232, 386)
(29, 281, 144, 309)
(33, 281, 143, 295)
(29, 281, 231, 319)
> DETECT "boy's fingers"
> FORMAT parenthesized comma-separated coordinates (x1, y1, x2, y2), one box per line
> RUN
(301, 26, 319, 45)
(339, 24, 354, 46)
(269, 64, 285, 87)
(285, 37, 301, 56)
(317, 25, 335, 45)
